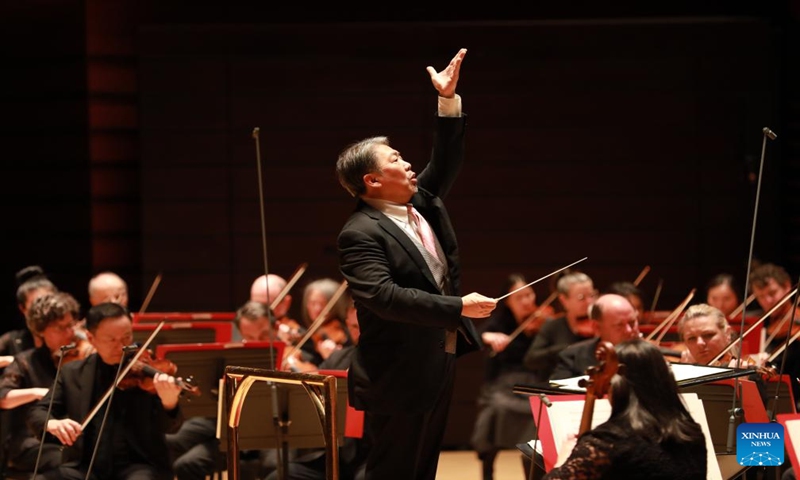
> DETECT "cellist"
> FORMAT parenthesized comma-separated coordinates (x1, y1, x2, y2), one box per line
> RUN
(543, 339, 707, 480)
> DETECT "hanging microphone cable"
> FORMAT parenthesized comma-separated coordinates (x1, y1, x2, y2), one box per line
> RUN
(724, 126, 777, 453)
(252, 126, 286, 480)
(32, 342, 77, 478)
(84, 344, 139, 480)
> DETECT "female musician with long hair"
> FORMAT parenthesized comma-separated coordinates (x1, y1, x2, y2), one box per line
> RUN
(543, 339, 707, 479)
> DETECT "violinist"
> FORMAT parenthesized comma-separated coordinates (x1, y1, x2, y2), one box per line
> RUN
(0, 266, 58, 369)
(705, 273, 742, 320)
(471, 273, 555, 480)
(88, 271, 129, 308)
(523, 271, 598, 385)
(0, 291, 81, 474)
(748, 263, 800, 400)
(300, 278, 352, 363)
(543, 339, 707, 479)
(28, 302, 183, 480)
(550, 293, 640, 381)
(250, 273, 305, 345)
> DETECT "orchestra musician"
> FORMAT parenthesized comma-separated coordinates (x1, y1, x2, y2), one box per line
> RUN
(249, 273, 305, 345)
(605, 281, 646, 323)
(266, 300, 369, 480)
(549, 293, 641, 381)
(543, 339, 707, 479)
(299, 278, 352, 364)
(0, 291, 83, 474)
(522, 271, 598, 385)
(748, 263, 800, 400)
(705, 273, 742, 320)
(335, 47, 493, 480)
(28, 302, 183, 480)
(0, 266, 58, 369)
(471, 273, 556, 480)
(88, 271, 130, 308)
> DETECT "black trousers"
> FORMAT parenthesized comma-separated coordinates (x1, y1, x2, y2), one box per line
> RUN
(362, 355, 456, 480)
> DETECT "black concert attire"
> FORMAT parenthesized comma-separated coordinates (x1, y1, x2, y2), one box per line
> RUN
(28, 353, 183, 480)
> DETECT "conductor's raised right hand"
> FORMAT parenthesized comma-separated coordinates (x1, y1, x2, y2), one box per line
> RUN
(461, 292, 497, 318)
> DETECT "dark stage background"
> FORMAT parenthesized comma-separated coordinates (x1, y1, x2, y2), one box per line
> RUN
(1, 0, 799, 447)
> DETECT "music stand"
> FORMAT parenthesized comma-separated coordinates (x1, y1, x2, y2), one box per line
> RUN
(155, 342, 349, 450)
(133, 322, 232, 348)
(133, 312, 236, 324)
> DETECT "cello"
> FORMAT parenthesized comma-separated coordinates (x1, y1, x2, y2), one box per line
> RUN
(577, 341, 623, 435)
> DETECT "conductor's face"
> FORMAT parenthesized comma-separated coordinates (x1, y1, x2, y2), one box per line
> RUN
(368, 145, 417, 204)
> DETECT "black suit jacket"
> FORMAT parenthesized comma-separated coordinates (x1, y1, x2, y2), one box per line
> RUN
(27, 353, 183, 474)
(338, 115, 481, 414)
(550, 337, 601, 381)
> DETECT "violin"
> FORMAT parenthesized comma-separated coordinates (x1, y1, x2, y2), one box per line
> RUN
(765, 306, 800, 344)
(578, 341, 623, 435)
(53, 338, 95, 366)
(117, 348, 200, 397)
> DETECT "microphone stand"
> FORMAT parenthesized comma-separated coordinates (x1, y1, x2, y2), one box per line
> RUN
(253, 126, 287, 480)
(725, 126, 777, 454)
(528, 394, 552, 480)
(767, 277, 800, 422)
(84, 345, 136, 480)
(32, 342, 77, 478)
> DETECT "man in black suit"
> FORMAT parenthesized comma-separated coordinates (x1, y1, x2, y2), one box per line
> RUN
(335, 47, 497, 480)
(28, 302, 183, 480)
(549, 293, 640, 381)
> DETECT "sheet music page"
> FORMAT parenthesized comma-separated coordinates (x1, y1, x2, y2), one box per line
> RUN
(785, 419, 800, 467)
(528, 393, 722, 480)
(668, 363, 729, 382)
(528, 398, 611, 456)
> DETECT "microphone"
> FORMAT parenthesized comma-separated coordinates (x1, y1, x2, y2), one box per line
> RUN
(32, 343, 75, 477)
(762, 127, 777, 140)
(84, 345, 135, 480)
(529, 393, 552, 480)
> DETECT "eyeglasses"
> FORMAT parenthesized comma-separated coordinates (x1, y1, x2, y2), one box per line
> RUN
(48, 321, 76, 334)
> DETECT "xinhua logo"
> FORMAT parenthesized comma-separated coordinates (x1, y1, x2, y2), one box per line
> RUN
(737, 423, 785, 467)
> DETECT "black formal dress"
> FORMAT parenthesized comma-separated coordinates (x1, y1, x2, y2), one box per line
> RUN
(542, 417, 707, 479)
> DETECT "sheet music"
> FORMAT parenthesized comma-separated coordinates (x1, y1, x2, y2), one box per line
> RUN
(668, 363, 729, 383)
(549, 363, 732, 392)
(785, 419, 800, 468)
(529, 393, 721, 480)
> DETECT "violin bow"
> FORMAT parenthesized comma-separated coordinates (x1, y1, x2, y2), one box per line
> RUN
(270, 262, 308, 312)
(281, 280, 349, 369)
(138, 271, 163, 314)
(646, 278, 664, 323)
(489, 290, 558, 358)
(633, 265, 650, 287)
(708, 287, 797, 366)
(728, 293, 756, 320)
(80, 321, 166, 430)
(646, 288, 695, 343)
